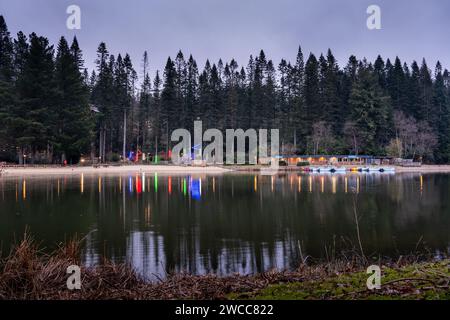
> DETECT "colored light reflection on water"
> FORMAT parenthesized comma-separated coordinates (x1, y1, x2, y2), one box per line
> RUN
(190, 177, 201, 200)
(168, 176, 172, 195)
(1, 172, 443, 281)
(136, 175, 142, 194)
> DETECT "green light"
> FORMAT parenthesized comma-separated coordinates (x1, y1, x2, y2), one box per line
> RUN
(154, 155, 158, 164)
(154, 173, 158, 192)
(183, 179, 187, 196)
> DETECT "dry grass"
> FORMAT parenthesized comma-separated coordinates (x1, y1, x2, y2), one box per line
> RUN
(0, 234, 446, 300)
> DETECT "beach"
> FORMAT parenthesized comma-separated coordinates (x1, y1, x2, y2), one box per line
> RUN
(3, 164, 450, 177)
(0, 164, 232, 177)
(394, 164, 450, 173)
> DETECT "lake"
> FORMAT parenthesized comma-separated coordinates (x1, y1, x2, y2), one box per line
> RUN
(0, 172, 449, 279)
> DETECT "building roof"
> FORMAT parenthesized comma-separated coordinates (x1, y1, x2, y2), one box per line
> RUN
(279, 155, 374, 159)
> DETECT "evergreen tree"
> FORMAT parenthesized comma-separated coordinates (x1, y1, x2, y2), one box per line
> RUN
(174, 50, 186, 126)
(408, 61, 422, 119)
(0, 16, 15, 160)
(54, 36, 92, 163)
(1, 22, 450, 164)
(320, 49, 341, 132)
(12, 31, 28, 79)
(161, 57, 177, 155)
(91, 42, 114, 162)
(185, 54, 198, 130)
(386, 57, 408, 113)
(14, 33, 57, 163)
(432, 62, 450, 163)
(303, 53, 320, 150)
(138, 51, 151, 153)
(419, 59, 434, 123)
(349, 62, 392, 154)
(373, 55, 386, 89)
(151, 70, 162, 157)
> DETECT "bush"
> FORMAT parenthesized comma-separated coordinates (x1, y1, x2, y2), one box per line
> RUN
(279, 160, 288, 166)
(109, 153, 121, 162)
(297, 161, 310, 167)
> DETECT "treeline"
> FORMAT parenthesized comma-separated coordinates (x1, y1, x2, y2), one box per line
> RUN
(1, 15, 449, 164)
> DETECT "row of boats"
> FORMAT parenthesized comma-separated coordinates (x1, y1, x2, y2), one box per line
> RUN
(304, 166, 396, 173)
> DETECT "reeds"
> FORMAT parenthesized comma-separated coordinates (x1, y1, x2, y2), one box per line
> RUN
(0, 233, 446, 300)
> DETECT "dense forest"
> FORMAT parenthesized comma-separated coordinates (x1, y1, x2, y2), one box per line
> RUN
(1, 15, 449, 164)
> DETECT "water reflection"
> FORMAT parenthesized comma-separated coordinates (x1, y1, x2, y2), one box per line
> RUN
(0, 172, 449, 279)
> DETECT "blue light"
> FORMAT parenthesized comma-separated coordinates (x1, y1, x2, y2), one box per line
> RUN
(191, 178, 201, 200)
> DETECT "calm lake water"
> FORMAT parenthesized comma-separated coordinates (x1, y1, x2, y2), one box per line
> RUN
(0, 172, 449, 278)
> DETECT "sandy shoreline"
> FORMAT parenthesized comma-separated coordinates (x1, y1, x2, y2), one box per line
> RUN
(0, 165, 232, 177)
(394, 165, 450, 173)
(2, 164, 450, 177)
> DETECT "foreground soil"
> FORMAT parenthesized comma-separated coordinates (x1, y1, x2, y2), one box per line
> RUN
(230, 260, 449, 300)
(0, 237, 448, 300)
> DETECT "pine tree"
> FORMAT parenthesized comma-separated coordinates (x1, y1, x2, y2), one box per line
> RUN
(303, 53, 320, 150)
(209, 63, 223, 129)
(54, 36, 92, 163)
(419, 59, 434, 123)
(14, 33, 57, 163)
(174, 50, 186, 126)
(2, 23, 450, 164)
(151, 70, 162, 157)
(138, 51, 151, 153)
(0, 16, 15, 160)
(373, 55, 386, 89)
(320, 49, 341, 132)
(432, 62, 450, 163)
(289, 46, 305, 150)
(12, 31, 28, 79)
(251, 50, 267, 129)
(91, 42, 114, 162)
(185, 54, 198, 130)
(408, 61, 422, 119)
(349, 62, 392, 154)
(386, 57, 408, 113)
(161, 57, 177, 156)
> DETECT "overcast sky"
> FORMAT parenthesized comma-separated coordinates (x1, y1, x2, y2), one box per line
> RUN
(1, 0, 449, 79)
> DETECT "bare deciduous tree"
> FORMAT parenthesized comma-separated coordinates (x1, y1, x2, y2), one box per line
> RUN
(311, 121, 335, 155)
(390, 111, 437, 159)
(343, 121, 361, 155)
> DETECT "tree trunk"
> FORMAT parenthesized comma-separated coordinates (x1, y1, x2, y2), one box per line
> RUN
(103, 129, 106, 163)
(293, 131, 297, 151)
(122, 110, 127, 161)
(142, 122, 146, 155)
(18, 148, 23, 165)
(90, 140, 95, 162)
(155, 135, 158, 163)
(165, 122, 169, 160)
(99, 128, 103, 163)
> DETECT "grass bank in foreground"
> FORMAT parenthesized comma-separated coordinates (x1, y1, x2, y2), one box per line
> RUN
(230, 261, 449, 300)
(0, 236, 448, 300)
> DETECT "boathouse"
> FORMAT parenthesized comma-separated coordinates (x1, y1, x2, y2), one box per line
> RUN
(277, 155, 377, 166)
